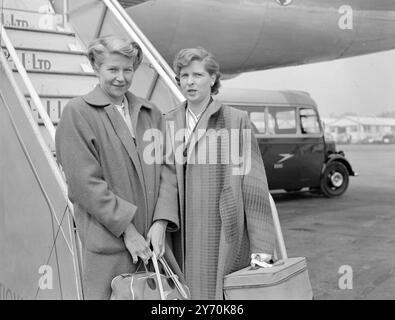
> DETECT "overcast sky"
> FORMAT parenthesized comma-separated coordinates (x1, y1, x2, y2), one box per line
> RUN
(223, 49, 395, 118)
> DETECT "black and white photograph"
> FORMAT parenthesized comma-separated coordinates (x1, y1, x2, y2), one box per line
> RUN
(1, 0, 395, 303)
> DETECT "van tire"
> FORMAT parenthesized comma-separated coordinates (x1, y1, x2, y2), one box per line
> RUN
(320, 161, 349, 197)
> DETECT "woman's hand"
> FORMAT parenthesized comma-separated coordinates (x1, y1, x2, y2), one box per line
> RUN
(123, 223, 152, 264)
(146, 220, 168, 259)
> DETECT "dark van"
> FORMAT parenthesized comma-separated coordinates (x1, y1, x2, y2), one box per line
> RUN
(217, 88, 357, 197)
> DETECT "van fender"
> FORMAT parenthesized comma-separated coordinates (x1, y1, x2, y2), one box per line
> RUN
(322, 153, 357, 176)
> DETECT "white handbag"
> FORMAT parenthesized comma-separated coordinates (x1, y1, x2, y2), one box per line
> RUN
(110, 253, 190, 300)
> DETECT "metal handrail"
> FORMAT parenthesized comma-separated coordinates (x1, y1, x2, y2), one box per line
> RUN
(1, 24, 56, 141)
(0, 24, 69, 198)
(102, 0, 185, 103)
(62, 0, 68, 27)
(1, 23, 83, 299)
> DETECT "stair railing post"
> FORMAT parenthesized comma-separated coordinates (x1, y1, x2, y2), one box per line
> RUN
(63, 0, 68, 28)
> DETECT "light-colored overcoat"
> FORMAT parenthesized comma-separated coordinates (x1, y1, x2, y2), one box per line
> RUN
(55, 85, 179, 299)
(154, 99, 276, 300)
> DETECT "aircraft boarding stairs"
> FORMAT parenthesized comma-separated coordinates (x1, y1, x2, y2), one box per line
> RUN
(0, 0, 287, 300)
(0, 0, 184, 300)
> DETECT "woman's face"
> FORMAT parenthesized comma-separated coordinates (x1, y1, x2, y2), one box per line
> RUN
(179, 60, 215, 105)
(96, 52, 135, 103)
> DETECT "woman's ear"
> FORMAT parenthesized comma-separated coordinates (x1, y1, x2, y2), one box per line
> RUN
(92, 61, 101, 75)
(92, 66, 99, 76)
(210, 74, 216, 86)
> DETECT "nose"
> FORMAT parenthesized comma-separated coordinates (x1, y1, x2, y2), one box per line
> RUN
(115, 71, 126, 83)
(186, 75, 195, 85)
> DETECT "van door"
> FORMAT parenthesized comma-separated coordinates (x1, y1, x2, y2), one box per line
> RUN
(298, 107, 325, 187)
(261, 106, 301, 190)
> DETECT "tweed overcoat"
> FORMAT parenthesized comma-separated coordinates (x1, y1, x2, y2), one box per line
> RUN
(154, 98, 276, 300)
(55, 85, 179, 299)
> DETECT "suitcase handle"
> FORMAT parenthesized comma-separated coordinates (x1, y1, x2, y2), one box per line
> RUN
(269, 194, 288, 260)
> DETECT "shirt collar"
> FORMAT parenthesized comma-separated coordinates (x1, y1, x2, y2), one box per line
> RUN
(114, 96, 127, 110)
(186, 106, 200, 122)
(186, 96, 213, 119)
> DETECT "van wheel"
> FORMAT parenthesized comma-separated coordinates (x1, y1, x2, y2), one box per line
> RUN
(320, 162, 349, 197)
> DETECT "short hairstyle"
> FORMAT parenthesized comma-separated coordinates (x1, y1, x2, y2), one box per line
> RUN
(88, 35, 143, 71)
(173, 47, 221, 95)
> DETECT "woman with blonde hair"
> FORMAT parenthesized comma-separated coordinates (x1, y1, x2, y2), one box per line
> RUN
(56, 35, 179, 299)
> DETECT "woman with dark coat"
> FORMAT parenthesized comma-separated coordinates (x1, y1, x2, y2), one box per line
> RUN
(154, 47, 276, 299)
(55, 35, 179, 299)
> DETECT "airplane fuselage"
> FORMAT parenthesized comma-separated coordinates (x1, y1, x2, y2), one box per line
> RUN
(128, 0, 395, 73)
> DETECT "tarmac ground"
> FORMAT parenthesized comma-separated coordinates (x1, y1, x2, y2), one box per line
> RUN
(272, 144, 395, 300)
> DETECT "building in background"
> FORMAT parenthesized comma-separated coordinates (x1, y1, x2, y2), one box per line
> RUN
(322, 116, 395, 144)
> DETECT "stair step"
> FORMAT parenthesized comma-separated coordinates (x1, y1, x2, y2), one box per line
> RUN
(1, 8, 68, 32)
(3, 47, 92, 74)
(2, 0, 54, 13)
(25, 95, 72, 125)
(4, 25, 75, 36)
(2, 27, 84, 52)
(4, 46, 87, 56)
(14, 69, 96, 77)
(13, 71, 98, 97)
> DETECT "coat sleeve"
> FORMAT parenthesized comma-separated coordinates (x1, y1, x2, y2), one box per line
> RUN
(240, 111, 276, 254)
(152, 116, 180, 232)
(55, 102, 137, 238)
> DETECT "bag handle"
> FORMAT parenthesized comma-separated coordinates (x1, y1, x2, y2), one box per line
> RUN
(135, 259, 149, 272)
(269, 194, 288, 260)
(158, 257, 189, 299)
(151, 253, 166, 300)
(151, 253, 190, 300)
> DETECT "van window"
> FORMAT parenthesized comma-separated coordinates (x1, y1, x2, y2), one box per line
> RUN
(300, 108, 320, 134)
(268, 107, 297, 134)
(250, 112, 266, 133)
(338, 127, 346, 134)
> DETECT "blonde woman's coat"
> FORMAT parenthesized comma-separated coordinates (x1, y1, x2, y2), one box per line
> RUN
(56, 85, 179, 299)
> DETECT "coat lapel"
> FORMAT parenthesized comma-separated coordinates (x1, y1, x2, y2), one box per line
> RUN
(171, 99, 224, 207)
(104, 105, 146, 190)
(83, 85, 147, 194)
(125, 92, 155, 217)
(125, 91, 145, 140)
(185, 99, 223, 159)
(171, 103, 187, 215)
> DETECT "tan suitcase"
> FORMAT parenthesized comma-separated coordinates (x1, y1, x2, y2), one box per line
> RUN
(223, 257, 313, 300)
(224, 195, 313, 300)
